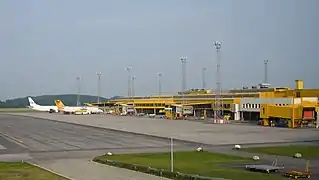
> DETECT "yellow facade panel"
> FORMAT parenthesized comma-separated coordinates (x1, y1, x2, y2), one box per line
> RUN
(233, 98, 241, 104)
(273, 91, 289, 98)
(135, 106, 165, 109)
(299, 89, 319, 97)
(259, 92, 275, 98)
(260, 104, 303, 120)
(285, 90, 295, 97)
(301, 101, 317, 107)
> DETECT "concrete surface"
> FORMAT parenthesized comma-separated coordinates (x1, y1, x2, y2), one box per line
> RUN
(0, 144, 6, 150)
(0, 153, 32, 162)
(0, 135, 28, 154)
(0, 114, 191, 153)
(0, 114, 193, 180)
(2, 113, 319, 180)
(34, 158, 170, 180)
(12, 113, 319, 145)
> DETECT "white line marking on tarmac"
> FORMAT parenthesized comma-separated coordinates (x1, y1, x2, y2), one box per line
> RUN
(0, 132, 28, 149)
(0, 144, 6, 150)
(28, 162, 75, 180)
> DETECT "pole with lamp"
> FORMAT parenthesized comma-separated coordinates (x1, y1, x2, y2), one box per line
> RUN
(76, 76, 81, 106)
(96, 72, 102, 103)
(213, 41, 223, 121)
(125, 67, 132, 98)
(157, 72, 162, 96)
(180, 56, 188, 119)
(131, 76, 136, 97)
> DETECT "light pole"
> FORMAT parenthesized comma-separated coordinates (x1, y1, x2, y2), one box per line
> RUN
(131, 76, 136, 97)
(264, 60, 269, 84)
(180, 56, 188, 119)
(125, 67, 132, 98)
(214, 40, 223, 120)
(96, 72, 102, 103)
(170, 137, 174, 172)
(76, 76, 81, 106)
(202, 67, 206, 90)
(157, 72, 162, 96)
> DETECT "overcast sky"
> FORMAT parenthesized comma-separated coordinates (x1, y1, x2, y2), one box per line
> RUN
(0, 0, 318, 100)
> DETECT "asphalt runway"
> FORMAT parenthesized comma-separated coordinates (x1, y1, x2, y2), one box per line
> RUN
(0, 114, 193, 180)
(0, 135, 28, 154)
(1, 113, 318, 180)
(14, 112, 319, 146)
(0, 114, 192, 153)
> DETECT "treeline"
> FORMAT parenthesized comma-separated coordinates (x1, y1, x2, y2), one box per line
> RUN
(0, 94, 110, 108)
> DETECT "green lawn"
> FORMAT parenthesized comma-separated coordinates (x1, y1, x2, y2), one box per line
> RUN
(0, 108, 34, 113)
(0, 162, 68, 180)
(94, 151, 286, 180)
(242, 145, 319, 159)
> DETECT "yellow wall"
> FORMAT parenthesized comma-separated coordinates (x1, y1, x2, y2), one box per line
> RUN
(259, 92, 276, 98)
(301, 100, 318, 106)
(298, 89, 319, 97)
(106, 98, 236, 111)
(260, 104, 303, 120)
(259, 91, 296, 98)
(135, 106, 165, 109)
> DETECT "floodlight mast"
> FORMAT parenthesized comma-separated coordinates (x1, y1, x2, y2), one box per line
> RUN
(180, 56, 188, 119)
(96, 72, 102, 103)
(202, 67, 207, 89)
(157, 73, 163, 96)
(131, 76, 136, 96)
(125, 67, 132, 98)
(264, 60, 269, 84)
(213, 41, 223, 120)
(76, 76, 81, 106)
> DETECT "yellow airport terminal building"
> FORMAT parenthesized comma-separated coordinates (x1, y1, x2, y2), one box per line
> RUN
(91, 80, 319, 128)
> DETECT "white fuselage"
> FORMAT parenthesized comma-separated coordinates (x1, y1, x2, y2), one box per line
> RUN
(31, 105, 58, 112)
(58, 105, 103, 114)
(60, 106, 84, 113)
(85, 106, 103, 114)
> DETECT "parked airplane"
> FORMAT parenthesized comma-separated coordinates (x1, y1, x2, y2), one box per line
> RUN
(27, 97, 58, 113)
(55, 100, 103, 114)
(54, 100, 84, 114)
(85, 105, 104, 114)
(84, 103, 104, 114)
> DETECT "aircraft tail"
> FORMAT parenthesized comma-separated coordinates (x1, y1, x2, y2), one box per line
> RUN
(54, 100, 65, 110)
(28, 97, 38, 107)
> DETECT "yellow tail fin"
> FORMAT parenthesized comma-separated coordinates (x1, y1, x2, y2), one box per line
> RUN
(54, 100, 65, 110)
